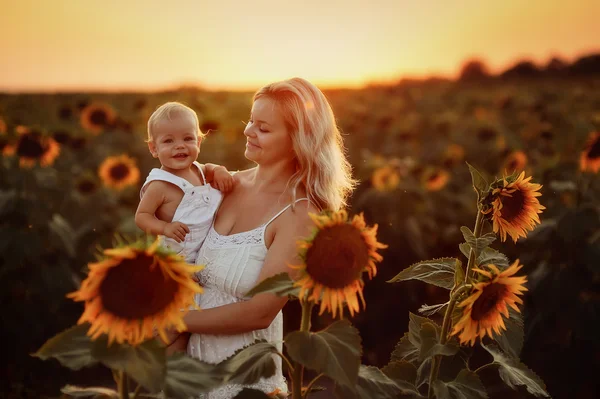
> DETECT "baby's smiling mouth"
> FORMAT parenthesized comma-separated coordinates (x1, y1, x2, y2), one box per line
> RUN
(173, 153, 188, 159)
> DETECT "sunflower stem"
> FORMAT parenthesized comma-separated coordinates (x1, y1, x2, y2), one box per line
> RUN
(118, 370, 129, 399)
(303, 372, 324, 399)
(465, 206, 485, 281)
(427, 284, 472, 399)
(292, 301, 314, 399)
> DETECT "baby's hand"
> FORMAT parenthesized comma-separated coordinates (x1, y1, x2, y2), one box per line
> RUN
(163, 222, 189, 243)
(212, 166, 234, 192)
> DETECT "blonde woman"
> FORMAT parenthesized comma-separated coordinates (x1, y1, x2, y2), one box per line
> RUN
(181, 77, 356, 398)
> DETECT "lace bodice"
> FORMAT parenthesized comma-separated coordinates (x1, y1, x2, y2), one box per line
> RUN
(187, 199, 308, 399)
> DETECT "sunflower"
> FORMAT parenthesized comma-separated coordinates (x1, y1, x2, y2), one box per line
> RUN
(291, 210, 387, 318)
(67, 238, 204, 346)
(2, 126, 60, 168)
(422, 168, 450, 191)
(371, 165, 400, 192)
(451, 261, 527, 346)
(503, 150, 528, 173)
(482, 171, 545, 243)
(442, 144, 465, 168)
(80, 102, 116, 134)
(580, 132, 600, 173)
(75, 174, 98, 196)
(98, 154, 140, 190)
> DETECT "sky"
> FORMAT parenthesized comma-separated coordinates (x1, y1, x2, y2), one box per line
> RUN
(1, 0, 599, 92)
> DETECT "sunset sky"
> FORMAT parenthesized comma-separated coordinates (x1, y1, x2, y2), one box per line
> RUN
(1, 0, 599, 92)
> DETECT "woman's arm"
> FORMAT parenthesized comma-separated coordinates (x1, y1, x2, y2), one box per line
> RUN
(182, 201, 316, 335)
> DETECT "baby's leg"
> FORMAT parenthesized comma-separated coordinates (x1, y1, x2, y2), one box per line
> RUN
(166, 332, 191, 356)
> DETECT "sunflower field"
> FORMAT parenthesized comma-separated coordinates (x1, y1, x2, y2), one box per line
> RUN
(1, 65, 599, 398)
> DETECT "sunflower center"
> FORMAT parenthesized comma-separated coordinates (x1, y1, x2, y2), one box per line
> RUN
(90, 109, 109, 126)
(77, 179, 96, 194)
(471, 282, 506, 321)
(16, 134, 45, 158)
(99, 254, 179, 319)
(499, 188, 525, 222)
(305, 224, 370, 288)
(588, 137, 600, 159)
(110, 163, 130, 181)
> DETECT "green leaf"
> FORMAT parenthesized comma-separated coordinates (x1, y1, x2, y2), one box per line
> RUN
(233, 388, 271, 398)
(91, 337, 166, 393)
(481, 343, 550, 397)
(460, 227, 496, 258)
(334, 365, 416, 399)
(163, 353, 228, 399)
(458, 243, 470, 259)
(387, 258, 458, 289)
(382, 360, 417, 385)
(285, 319, 361, 387)
(390, 333, 419, 364)
(476, 247, 510, 269)
(31, 323, 97, 370)
(454, 258, 465, 287)
(432, 369, 488, 399)
(418, 322, 459, 361)
(219, 341, 280, 385)
(245, 272, 299, 298)
(466, 162, 488, 199)
(493, 308, 524, 358)
(60, 385, 118, 398)
(408, 313, 440, 348)
(418, 302, 448, 317)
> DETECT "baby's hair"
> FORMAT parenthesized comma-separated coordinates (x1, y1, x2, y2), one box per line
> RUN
(147, 102, 204, 142)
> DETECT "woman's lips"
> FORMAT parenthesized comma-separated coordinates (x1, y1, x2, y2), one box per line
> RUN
(246, 141, 260, 149)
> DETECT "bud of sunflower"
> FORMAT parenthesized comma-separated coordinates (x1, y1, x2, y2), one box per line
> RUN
(480, 172, 545, 243)
(291, 210, 387, 318)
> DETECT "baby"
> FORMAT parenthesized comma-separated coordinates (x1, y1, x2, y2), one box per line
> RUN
(135, 102, 233, 353)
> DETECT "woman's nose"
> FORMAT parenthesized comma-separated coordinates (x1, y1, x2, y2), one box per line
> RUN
(244, 125, 256, 138)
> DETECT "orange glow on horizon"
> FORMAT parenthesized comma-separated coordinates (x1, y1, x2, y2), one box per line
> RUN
(1, 0, 599, 92)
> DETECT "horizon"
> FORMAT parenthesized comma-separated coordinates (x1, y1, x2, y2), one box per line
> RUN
(2, 0, 599, 93)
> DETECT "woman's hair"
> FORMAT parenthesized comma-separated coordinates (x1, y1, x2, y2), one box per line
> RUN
(254, 77, 356, 211)
(147, 101, 204, 142)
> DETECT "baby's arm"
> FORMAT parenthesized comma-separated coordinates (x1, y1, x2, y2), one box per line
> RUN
(203, 163, 234, 192)
(135, 182, 189, 242)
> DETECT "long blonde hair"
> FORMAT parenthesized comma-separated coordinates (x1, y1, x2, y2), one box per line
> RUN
(254, 77, 356, 211)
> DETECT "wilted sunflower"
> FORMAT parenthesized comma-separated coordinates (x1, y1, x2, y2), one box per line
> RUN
(371, 165, 400, 192)
(451, 261, 527, 346)
(482, 171, 545, 242)
(98, 154, 140, 190)
(67, 238, 204, 346)
(2, 126, 60, 168)
(580, 132, 600, 173)
(80, 102, 116, 134)
(291, 210, 387, 318)
(422, 168, 450, 191)
(503, 150, 528, 173)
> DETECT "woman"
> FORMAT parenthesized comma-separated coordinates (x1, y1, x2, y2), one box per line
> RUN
(183, 77, 356, 398)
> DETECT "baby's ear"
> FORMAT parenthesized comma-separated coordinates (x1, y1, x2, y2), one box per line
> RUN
(148, 141, 158, 158)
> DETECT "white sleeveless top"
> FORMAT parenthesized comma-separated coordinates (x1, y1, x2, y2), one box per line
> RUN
(188, 198, 309, 399)
(140, 162, 223, 264)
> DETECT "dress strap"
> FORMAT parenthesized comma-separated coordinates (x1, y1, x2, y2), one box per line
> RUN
(140, 168, 188, 199)
(264, 198, 310, 228)
(194, 161, 207, 185)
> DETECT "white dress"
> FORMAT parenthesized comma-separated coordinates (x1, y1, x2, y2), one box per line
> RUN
(188, 198, 309, 399)
(140, 161, 223, 264)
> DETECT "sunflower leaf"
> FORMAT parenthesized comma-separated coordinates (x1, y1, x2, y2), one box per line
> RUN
(493, 308, 524, 358)
(432, 369, 488, 399)
(91, 337, 166, 393)
(454, 258, 465, 287)
(245, 272, 299, 298)
(31, 323, 97, 370)
(334, 365, 419, 399)
(418, 322, 459, 361)
(466, 162, 489, 200)
(163, 353, 228, 398)
(458, 243, 471, 259)
(460, 227, 496, 258)
(477, 247, 510, 269)
(285, 319, 361, 387)
(481, 343, 550, 397)
(409, 313, 440, 347)
(390, 332, 419, 364)
(387, 258, 457, 289)
(382, 360, 418, 385)
(232, 388, 271, 398)
(60, 385, 118, 398)
(218, 341, 280, 386)
(418, 302, 449, 317)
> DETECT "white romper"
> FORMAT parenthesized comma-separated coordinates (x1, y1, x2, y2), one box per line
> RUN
(140, 161, 223, 264)
(188, 198, 309, 399)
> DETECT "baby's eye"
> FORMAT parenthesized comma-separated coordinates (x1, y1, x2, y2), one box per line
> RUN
(164, 139, 173, 143)
(185, 137, 195, 141)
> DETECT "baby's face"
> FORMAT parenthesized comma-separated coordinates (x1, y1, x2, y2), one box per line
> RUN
(149, 115, 200, 172)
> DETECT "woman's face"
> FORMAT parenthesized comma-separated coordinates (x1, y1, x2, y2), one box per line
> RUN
(244, 97, 295, 165)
